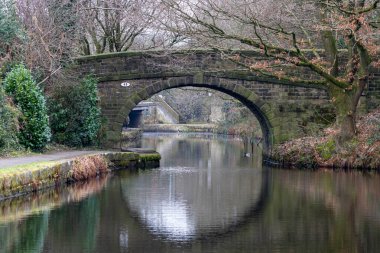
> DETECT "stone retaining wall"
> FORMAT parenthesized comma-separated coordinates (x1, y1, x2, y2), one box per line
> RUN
(0, 151, 160, 201)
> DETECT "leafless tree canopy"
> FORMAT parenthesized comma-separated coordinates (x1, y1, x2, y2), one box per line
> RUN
(15, 0, 79, 80)
(78, 0, 152, 54)
(161, 0, 379, 141)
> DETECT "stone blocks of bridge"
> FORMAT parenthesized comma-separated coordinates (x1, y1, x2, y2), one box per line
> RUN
(96, 74, 334, 152)
(75, 51, 380, 152)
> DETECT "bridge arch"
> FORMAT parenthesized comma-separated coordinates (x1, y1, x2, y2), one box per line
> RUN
(76, 51, 337, 154)
(101, 75, 276, 153)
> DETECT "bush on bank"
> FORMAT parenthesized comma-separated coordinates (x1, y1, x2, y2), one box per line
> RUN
(3, 65, 51, 151)
(0, 79, 21, 153)
(48, 75, 101, 147)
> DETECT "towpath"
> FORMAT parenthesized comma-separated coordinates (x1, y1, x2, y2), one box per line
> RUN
(0, 150, 107, 169)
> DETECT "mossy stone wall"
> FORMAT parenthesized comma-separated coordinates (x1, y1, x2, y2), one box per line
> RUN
(0, 152, 161, 201)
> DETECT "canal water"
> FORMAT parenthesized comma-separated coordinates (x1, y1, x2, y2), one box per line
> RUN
(1, 133, 380, 253)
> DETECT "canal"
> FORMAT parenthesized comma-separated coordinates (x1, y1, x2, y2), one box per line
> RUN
(1, 133, 380, 253)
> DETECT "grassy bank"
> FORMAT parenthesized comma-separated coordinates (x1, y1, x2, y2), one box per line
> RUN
(0, 151, 161, 201)
(0, 143, 100, 159)
(272, 109, 380, 170)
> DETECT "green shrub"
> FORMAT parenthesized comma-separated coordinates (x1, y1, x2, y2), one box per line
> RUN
(48, 75, 101, 147)
(3, 65, 51, 151)
(316, 139, 336, 160)
(0, 81, 20, 152)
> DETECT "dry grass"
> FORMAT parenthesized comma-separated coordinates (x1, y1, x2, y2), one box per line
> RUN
(70, 155, 109, 181)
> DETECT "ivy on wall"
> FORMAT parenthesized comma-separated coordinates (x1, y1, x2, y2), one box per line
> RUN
(0, 79, 20, 152)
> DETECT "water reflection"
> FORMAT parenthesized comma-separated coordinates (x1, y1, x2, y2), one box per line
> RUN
(0, 212, 49, 253)
(122, 133, 265, 241)
(0, 177, 108, 253)
(142, 133, 261, 169)
(0, 133, 380, 253)
(0, 176, 108, 224)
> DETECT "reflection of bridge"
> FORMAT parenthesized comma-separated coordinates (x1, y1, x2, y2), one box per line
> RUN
(121, 169, 270, 242)
(120, 134, 270, 242)
(74, 50, 380, 153)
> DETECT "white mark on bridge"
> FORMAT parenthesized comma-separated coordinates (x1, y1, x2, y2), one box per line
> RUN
(121, 82, 131, 87)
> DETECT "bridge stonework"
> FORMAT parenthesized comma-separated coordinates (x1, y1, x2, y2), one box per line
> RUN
(74, 50, 379, 153)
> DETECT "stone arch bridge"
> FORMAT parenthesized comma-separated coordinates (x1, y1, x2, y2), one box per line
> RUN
(74, 50, 380, 154)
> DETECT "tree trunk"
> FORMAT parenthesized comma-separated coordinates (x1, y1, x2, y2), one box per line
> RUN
(330, 87, 362, 146)
(338, 113, 356, 142)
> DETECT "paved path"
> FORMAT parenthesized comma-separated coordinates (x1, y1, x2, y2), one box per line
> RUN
(0, 150, 108, 169)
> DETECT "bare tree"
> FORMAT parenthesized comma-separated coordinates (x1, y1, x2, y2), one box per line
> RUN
(10, 0, 179, 83)
(77, 0, 168, 54)
(162, 0, 380, 144)
(16, 0, 79, 83)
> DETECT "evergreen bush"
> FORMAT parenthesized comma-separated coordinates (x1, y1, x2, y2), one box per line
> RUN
(0, 80, 20, 152)
(4, 65, 51, 151)
(48, 75, 101, 147)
